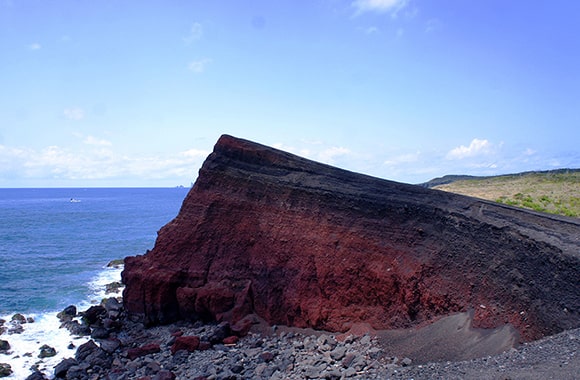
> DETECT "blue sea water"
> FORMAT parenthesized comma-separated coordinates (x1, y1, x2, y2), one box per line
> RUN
(0, 188, 190, 378)
(0, 187, 189, 315)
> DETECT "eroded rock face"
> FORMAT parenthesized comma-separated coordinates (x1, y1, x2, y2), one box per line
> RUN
(123, 135, 580, 341)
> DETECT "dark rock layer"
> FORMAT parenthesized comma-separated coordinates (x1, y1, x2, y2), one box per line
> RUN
(123, 135, 580, 341)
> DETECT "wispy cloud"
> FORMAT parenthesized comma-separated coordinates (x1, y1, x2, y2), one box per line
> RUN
(188, 58, 212, 73)
(446, 138, 493, 160)
(318, 146, 351, 164)
(63, 107, 85, 121)
(183, 22, 203, 44)
(0, 138, 211, 185)
(384, 151, 420, 166)
(352, 0, 409, 16)
(28, 42, 41, 50)
(425, 18, 441, 33)
(83, 136, 112, 147)
(364, 26, 379, 34)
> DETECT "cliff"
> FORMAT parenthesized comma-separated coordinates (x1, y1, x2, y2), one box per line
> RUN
(123, 135, 580, 341)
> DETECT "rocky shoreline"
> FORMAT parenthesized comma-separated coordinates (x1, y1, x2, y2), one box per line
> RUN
(2, 290, 579, 380)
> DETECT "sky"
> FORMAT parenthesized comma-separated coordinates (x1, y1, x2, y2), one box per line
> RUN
(1, 0, 579, 187)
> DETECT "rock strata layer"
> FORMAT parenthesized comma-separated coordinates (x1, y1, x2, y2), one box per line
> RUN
(123, 135, 580, 341)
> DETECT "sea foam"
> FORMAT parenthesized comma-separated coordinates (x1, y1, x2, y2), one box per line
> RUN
(0, 265, 123, 379)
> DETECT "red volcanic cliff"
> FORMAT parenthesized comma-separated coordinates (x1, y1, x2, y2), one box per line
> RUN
(123, 135, 580, 341)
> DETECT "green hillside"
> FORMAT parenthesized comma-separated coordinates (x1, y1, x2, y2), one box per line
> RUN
(426, 169, 580, 218)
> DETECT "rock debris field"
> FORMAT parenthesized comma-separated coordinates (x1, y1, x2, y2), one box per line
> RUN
(1, 302, 579, 380)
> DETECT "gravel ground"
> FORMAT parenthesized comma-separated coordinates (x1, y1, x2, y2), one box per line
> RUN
(4, 301, 577, 379)
(389, 326, 579, 380)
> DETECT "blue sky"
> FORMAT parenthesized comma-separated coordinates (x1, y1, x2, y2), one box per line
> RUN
(1, 0, 579, 187)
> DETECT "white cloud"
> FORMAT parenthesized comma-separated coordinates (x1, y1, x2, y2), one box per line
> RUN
(318, 146, 351, 164)
(272, 143, 312, 158)
(425, 18, 441, 33)
(272, 142, 351, 165)
(384, 151, 420, 166)
(363, 26, 379, 34)
(184, 22, 203, 44)
(83, 136, 112, 147)
(63, 107, 85, 121)
(446, 138, 493, 160)
(28, 43, 41, 50)
(0, 141, 210, 184)
(181, 148, 210, 158)
(188, 58, 212, 73)
(352, 0, 409, 15)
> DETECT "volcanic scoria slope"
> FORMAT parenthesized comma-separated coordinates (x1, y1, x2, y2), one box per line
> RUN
(123, 135, 580, 342)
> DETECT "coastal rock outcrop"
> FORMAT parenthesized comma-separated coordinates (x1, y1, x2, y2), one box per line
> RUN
(123, 135, 580, 341)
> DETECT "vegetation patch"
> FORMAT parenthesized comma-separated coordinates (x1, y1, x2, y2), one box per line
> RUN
(431, 169, 580, 218)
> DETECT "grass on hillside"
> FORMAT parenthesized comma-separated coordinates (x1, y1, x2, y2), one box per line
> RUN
(433, 171, 580, 218)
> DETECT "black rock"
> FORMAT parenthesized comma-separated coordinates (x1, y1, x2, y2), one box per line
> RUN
(0, 340, 9, 351)
(0, 363, 12, 377)
(105, 281, 123, 294)
(61, 320, 91, 337)
(102, 318, 121, 331)
(75, 340, 99, 362)
(81, 305, 106, 326)
(25, 369, 48, 380)
(99, 339, 120, 354)
(153, 370, 176, 380)
(103, 297, 122, 313)
(38, 344, 57, 358)
(75, 340, 111, 369)
(63, 364, 88, 380)
(57, 305, 77, 322)
(7, 323, 23, 334)
(231, 364, 244, 373)
(90, 326, 110, 340)
(209, 322, 231, 344)
(11, 313, 26, 323)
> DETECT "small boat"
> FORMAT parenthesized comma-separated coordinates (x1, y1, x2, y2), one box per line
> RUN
(70, 198, 81, 203)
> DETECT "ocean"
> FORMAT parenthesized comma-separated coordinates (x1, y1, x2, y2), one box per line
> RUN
(0, 187, 189, 379)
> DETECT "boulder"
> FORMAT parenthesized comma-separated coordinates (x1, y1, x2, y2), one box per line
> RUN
(0, 340, 9, 352)
(81, 305, 106, 326)
(154, 370, 176, 380)
(24, 369, 48, 380)
(38, 344, 56, 358)
(7, 324, 23, 335)
(11, 314, 26, 323)
(53, 358, 78, 378)
(105, 281, 123, 294)
(99, 339, 121, 354)
(107, 259, 124, 268)
(75, 340, 111, 369)
(90, 326, 110, 340)
(127, 343, 161, 360)
(122, 135, 580, 342)
(103, 297, 122, 313)
(57, 305, 77, 322)
(60, 320, 91, 336)
(0, 363, 11, 377)
(170, 336, 200, 354)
